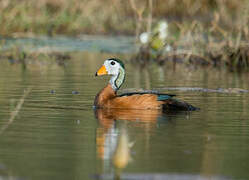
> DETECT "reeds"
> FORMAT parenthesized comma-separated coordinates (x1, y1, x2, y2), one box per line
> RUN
(0, 0, 248, 36)
(0, 0, 134, 36)
(0, 0, 249, 69)
(0, 87, 32, 135)
(132, 0, 249, 70)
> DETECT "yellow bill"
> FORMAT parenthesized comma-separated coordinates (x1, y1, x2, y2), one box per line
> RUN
(96, 65, 108, 76)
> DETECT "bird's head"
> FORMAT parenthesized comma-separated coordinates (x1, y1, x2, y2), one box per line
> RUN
(95, 58, 125, 76)
(95, 58, 126, 91)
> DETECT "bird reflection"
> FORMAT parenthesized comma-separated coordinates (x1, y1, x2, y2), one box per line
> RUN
(95, 108, 177, 177)
(95, 108, 167, 129)
(112, 124, 132, 180)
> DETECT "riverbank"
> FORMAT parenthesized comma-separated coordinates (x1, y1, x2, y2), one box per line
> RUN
(0, 0, 249, 71)
(0, 0, 248, 37)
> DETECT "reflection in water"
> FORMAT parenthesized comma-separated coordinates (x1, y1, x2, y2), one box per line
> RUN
(0, 87, 32, 135)
(112, 124, 131, 169)
(95, 108, 162, 176)
(1, 53, 249, 179)
(0, 163, 21, 180)
(95, 173, 231, 180)
(94, 108, 233, 180)
(95, 108, 186, 178)
(132, 64, 152, 90)
(112, 124, 132, 180)
(95, 108, 163, 129)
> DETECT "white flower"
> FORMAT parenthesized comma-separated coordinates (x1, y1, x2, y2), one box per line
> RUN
(159, 21, 168, 32)
(139, 32, 149, 44)
(165, 45, 172, 52)
(158, 21, 168, 40)
(159, 31, 167, 40)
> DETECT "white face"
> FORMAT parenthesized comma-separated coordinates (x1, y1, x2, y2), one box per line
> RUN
(104, 59, 121, 76)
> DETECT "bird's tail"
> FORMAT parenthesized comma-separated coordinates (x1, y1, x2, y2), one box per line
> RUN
(163, 99, 199, 111)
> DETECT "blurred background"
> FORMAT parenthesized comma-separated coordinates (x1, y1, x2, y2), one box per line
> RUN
(0, 0, 248, 69)
(0, 0, 248, 36)
(0, 1, 249, 180)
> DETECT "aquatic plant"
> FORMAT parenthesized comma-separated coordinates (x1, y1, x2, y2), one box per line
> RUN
(132, 0, 249, 71)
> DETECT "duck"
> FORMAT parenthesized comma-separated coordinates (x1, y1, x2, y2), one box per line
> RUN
(94, 58, 199, 111)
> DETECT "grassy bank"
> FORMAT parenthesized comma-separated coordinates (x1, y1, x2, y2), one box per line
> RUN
(1, 0, 249, 70)
(0, 0, 248, 37)
(0, 0, 133, 36)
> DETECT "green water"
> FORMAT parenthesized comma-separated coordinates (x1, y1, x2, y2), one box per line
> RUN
(0, 35, 135, 53)
(0, 52, 249, 180)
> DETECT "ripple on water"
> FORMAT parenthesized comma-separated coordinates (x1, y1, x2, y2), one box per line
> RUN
(0, 52, 249, 180)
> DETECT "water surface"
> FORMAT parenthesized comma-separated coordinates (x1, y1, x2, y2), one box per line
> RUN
(0, 52, 249, 180)
(0, 35, 135, 53)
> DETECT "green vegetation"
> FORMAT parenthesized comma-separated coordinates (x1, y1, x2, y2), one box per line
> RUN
(0, 0, 249, 70)
(0, 0, 248, 37)
(129, 0, 249, 71)
(0, 0, 135, 36)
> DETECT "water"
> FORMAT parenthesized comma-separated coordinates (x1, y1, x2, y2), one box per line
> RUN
(0, 35, 135, 53)
(0, 51, 249, 180)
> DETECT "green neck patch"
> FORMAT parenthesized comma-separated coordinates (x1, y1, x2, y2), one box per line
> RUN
(114, 67, 125, 90)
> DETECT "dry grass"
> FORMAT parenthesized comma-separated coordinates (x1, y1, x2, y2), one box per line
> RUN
(0, 0, 248, 37)
(0, 0, 134, 36)
(1, 0, 249, 70)
(129, 0, 249, 70)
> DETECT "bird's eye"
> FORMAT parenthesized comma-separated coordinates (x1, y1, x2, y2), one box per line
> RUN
(110, 61, 115, 66)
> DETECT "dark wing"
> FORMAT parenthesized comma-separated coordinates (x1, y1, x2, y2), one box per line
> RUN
(118, 90, 175, 100)
(163, 98, 199, 111)
(118, 90, 199, 111)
